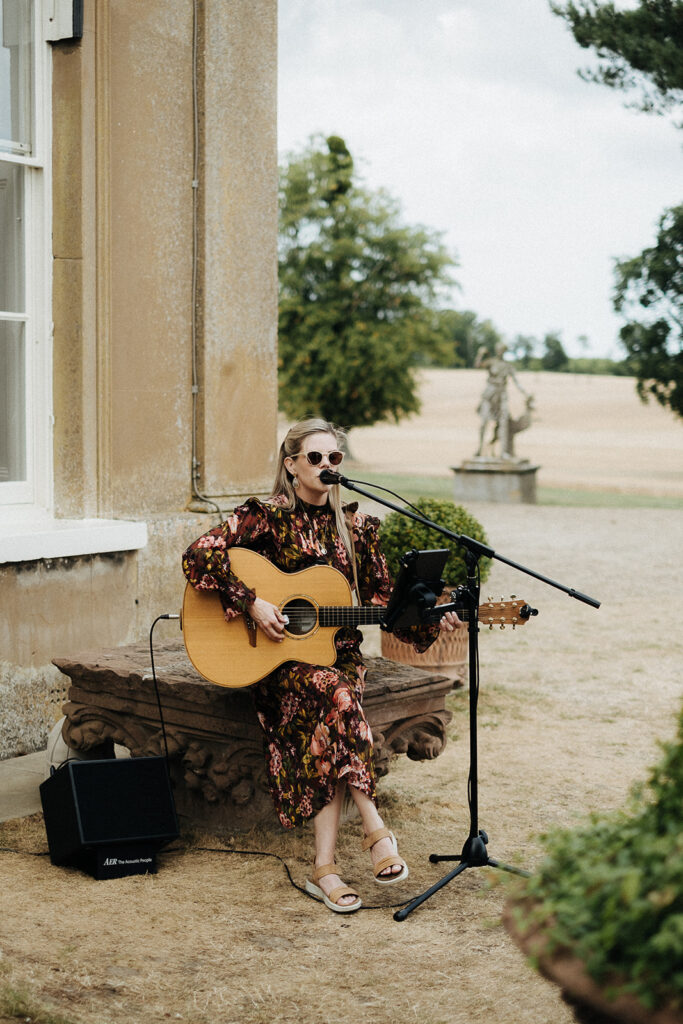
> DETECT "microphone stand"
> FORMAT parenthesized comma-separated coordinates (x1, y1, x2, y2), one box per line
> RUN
(328, 472, 600, 921)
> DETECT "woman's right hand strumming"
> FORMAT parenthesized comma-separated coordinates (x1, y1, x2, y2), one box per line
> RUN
(250, 597, 289, 642)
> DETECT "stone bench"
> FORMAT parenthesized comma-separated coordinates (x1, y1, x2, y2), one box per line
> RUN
(54, 640, 452, 832)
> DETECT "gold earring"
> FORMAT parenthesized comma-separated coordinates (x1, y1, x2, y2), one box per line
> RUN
(293, 475, 299, 489)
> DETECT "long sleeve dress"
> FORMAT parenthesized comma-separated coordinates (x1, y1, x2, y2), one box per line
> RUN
(182, 494, 438, 830)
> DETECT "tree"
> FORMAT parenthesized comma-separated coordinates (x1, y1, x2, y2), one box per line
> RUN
(540, 331, 570, 371)
(551, 0, 683, 414)
(614, 204, 683, 416)
(420, 309, 504, 369)
(550, 0, 683, 123)
(509, 334, 539, 369)
(278, 135, 457, 430)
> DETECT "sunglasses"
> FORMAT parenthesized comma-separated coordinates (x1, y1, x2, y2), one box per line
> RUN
(294, 449, 345, 467)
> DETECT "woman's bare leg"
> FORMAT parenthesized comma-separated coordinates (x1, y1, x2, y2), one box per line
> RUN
(312, 781, 358, 906)
(348, 785, 405, 877)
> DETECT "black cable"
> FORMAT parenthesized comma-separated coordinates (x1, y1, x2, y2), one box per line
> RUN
(0, 847, 49, 856)
(148, 614, 180, 763)
(160, 845, 425, 911)
(1, 836, 471, 908)
(343, 476, 430, 521)
(0, 841, 446, 909)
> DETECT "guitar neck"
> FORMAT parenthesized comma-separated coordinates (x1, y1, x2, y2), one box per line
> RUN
(319, 606, 386, 628)
(318, 603, 470, 629)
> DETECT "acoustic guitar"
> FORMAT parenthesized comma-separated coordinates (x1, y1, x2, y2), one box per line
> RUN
(181, 548, 536, 688)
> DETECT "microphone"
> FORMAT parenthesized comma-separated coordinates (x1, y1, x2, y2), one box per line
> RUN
(319, 469, 343, 484)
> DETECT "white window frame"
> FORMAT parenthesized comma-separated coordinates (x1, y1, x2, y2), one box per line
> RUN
(0, 0, 53, 519)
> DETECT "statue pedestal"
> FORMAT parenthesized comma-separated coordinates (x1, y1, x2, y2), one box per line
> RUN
(452, 458, 539, 504)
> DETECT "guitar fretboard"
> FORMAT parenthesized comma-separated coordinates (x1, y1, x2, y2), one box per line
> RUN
(318, 606, 386, 628)
(316, 604, 472, 628)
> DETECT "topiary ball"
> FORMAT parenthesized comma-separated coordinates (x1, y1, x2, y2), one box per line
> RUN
(379, 497, 491, 586)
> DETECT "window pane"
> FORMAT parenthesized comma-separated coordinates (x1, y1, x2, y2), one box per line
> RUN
(0, 0, 33, 155)
(0, 159, 24, 311)
(0, 318, 27, 482)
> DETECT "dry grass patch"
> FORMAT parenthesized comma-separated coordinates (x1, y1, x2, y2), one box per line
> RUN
(2, 495, 682, 1024)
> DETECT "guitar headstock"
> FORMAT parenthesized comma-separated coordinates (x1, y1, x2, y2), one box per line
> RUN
(478, 597, 537, 629)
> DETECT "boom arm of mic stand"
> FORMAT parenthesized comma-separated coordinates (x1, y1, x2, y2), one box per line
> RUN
(336, 476, 601, 609)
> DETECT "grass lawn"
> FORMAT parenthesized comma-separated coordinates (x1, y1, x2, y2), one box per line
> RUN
(343, 468, 683, 510)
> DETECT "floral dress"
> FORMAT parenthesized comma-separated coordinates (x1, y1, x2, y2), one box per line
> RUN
(182, 495, 438, 829)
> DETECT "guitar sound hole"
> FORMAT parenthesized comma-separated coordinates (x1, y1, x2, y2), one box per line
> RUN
(282, 598, 318, 636)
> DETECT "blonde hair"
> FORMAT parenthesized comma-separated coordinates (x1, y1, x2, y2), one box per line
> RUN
(271, 418, 354, 561)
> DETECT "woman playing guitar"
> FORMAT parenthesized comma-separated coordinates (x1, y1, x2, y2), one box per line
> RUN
(182, 418, 462, 913)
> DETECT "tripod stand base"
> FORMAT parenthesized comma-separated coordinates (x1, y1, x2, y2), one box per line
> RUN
(394, 831, 530, 921)
(430, 831, 490, 866)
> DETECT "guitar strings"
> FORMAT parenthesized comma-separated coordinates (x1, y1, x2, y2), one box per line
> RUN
(278, 607, 518, 624)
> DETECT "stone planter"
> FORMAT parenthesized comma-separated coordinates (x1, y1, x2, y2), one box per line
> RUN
(380, 590, 468, 686)
(503, 900, 683, 1024)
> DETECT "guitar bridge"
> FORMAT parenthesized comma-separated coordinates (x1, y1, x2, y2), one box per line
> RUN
(243, 612, 258, 648)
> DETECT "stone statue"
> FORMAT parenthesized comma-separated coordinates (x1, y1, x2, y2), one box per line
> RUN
(474, 343, 533, 460)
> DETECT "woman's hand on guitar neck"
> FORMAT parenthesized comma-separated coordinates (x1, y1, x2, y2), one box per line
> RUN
(250, 597, 289, 642)
(439, 610, 464, 633)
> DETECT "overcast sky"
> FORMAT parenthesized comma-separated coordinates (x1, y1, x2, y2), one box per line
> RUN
(278, 0, 682, 358)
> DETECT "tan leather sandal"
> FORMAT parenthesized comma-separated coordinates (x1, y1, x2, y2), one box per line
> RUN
(305, 863, 362, 914)
(362, 828, 409, 885)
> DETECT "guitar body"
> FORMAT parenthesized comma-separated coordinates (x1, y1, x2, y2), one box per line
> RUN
(182, 548, 355, 688)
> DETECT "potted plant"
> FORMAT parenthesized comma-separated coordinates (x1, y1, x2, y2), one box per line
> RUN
(378, 497, 492, 683)
(504, 700, 683, 1024)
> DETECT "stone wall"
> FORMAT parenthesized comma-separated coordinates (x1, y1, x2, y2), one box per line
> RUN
(0, 1, 278, 758)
